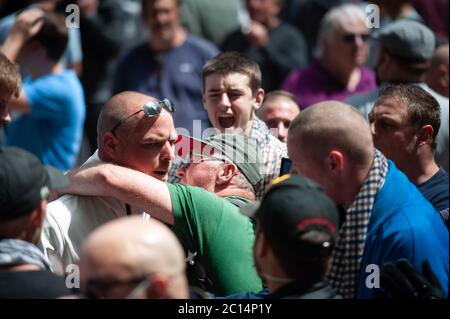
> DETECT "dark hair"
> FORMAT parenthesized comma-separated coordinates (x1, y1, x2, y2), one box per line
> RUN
(202, 52, 262, 96)
(263, 228, 335, 283)
(30, 11, 68, 62)
(377, 84, 441, 150)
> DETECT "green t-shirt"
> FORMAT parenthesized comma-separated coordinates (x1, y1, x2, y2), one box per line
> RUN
(167, 183, 263, 296)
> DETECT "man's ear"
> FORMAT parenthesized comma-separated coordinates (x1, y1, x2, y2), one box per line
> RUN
(254, 229, 269, 259)
(102, 132, 121, 161)
(253, 88, 265, 112)
(326, 150, 344, 175)
(30, 200, 47, 229)
(216, 163, 238, 186)
(438, 64, 449, 88)
(417, 125, 434, 147)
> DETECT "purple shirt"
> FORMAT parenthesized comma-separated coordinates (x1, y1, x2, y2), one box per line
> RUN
(281, 60, 376, 109)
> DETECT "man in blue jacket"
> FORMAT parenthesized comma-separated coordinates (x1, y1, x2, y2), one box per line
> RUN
(287, 100, 448, 299)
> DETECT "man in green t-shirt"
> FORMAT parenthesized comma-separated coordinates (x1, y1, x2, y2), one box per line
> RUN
(61, 133, 264, 295)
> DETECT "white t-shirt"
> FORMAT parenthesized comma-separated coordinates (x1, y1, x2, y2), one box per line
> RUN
(39, 151, 150, 275)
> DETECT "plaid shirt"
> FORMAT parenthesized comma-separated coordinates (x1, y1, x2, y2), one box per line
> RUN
(249, 117, 288, 199)
(327, 150, 389, 299)
(168, 117, 287, 200)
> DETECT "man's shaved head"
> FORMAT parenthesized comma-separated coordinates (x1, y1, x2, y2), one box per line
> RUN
(79, 216, 188, 299)
(97, 91, 158, 147)
(287, 101, 375, 208)
(289, 101, 374, 166)
(96, 91, 177, 180)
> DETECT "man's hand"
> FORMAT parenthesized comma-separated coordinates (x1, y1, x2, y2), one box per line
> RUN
(1, 8, 45, 61)
(11, 9, 45, 42)
(379, 259, 444, 299)
(244, 21, 269, 48)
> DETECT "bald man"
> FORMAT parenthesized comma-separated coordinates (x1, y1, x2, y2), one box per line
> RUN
(40, 91, 177, 275)
(79, 217, 189, 299)
(257, 90, 300, 143)
(426, 44, 449, 98)
(287, 101, 448, 299)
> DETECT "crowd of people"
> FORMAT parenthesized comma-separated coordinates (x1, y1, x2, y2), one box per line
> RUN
(0, 0, 448, 300)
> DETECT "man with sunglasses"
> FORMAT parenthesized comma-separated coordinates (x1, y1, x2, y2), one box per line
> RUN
(281, 3, 376, 109)
(345, 20, 449, 173)
(57, 133, 264, 296)
(40, 91, 178, 275)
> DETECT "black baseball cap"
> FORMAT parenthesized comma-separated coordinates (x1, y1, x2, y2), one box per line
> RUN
(241, 174, 340, 251)
(0, 147, 69, 221)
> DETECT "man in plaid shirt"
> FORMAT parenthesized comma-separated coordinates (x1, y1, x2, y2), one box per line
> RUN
(169, 52, 287, 199)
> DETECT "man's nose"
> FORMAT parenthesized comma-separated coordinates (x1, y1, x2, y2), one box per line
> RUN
(370, 122, 376, 136)
(0, 112, 11, 126)
(219, 93, 232, 108)
(278, 122, 288, 142)
(161, 141, 175, 161)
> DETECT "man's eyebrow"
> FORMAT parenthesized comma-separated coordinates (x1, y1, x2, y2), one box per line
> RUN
(141, 134, 167, 143)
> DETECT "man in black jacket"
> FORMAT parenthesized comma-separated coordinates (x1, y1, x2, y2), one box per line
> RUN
(0, 147, 70, 298)
(242, 174, 341, 299)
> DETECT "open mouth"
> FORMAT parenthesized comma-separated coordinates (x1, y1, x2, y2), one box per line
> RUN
(218, 115, 235, 129)
(153, 170, 168, 180)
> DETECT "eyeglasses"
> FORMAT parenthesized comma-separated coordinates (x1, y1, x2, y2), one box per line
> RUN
(342, 33, 369, 43)
(110, 98, 176, 135)
(182, 152, 229, 168)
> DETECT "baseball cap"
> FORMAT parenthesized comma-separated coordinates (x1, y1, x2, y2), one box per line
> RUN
(0, 147, 69, 221)
(174, 133, 264, 190)
(241, 174, 339, 250)
(375, 20, 436, 61)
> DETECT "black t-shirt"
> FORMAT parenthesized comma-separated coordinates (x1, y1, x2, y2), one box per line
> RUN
(0, 270, 70, 299)
(417, 168, 449, 227)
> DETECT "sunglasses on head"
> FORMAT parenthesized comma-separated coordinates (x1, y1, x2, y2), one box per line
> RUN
(110, 98, 176, 135)
(342, 33, 369, 43)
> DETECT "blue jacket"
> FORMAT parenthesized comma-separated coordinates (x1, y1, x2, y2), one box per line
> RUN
(357, 162, 449, 298)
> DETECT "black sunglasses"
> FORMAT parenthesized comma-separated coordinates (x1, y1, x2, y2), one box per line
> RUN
(110, 98, 176, 135)
(342, 33, 370, 43)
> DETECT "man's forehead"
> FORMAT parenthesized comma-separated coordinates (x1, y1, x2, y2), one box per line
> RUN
(264, 100, 298, 114)
(141, 128, 177, 141)
(205, 72, 251, 89)
(338, 18, 367, 33)
(375, 97, 408, 114)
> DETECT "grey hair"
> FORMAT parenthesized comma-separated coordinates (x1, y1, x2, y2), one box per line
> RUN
(314, 4, 367, 59)
(234, 170, 255, 198)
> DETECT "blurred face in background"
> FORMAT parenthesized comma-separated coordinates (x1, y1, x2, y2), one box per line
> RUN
(246, 0, 281, 25)
(143, 0, 180, 44)
(323, 17, 369, 69)
(258, 95, 300, 142)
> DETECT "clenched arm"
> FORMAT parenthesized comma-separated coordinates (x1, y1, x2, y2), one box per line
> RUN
(62, 163, 174, 225)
